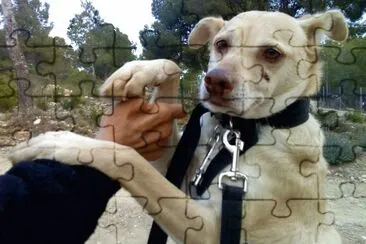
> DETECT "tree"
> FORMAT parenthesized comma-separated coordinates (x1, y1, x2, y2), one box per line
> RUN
(140, 0, 366, 67)
(320, 37, 366, 109)
(83, 24, 136, 80)
(14, 0, 53, 38)
(0, 0, 100, 112)
(9, 0, 56, 70)
(1, 0, 33, 114)
(67, 0, 136, 80)
(67, 0, 103, 48)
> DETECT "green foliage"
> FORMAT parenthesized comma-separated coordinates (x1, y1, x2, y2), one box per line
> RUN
(83, 24, 136, 80)
(314, 110, 339, 129)
(323, 131, 356, 165)
(0, 71, 17, 112)
(0, 0, 134, 113)
(320, 37, 366, 110)
(67, 1, 136, 79)
(13, 0, 55, 67)
(180, 67, 202, 112)
(67, 0, 104, 47)
(89, 106, 102, 127)
(0, 96, 17, 112)
(358, 136, 366, 149)
(345, 110, 366, 123)
(316, 109, 366, 163)
(0, 0, 96, 106)
(61, 96, 84, 110)
(13, 0, 53, 37)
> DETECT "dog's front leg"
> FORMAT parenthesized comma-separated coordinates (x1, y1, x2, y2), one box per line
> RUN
(8, 132, 218, 244)
(99, 59, 181, 103)
(118, 148, 219, 244)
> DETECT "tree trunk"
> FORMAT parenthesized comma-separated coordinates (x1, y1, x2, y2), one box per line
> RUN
(2, 0, 33, 114)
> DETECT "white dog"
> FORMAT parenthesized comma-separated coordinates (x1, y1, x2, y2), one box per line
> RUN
(9, 10, 348, 244)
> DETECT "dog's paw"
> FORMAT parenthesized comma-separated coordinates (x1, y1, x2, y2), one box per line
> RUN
(8, 131, 118, 165)
(99, 59, 181, 101)
(8, 131, 147, 181)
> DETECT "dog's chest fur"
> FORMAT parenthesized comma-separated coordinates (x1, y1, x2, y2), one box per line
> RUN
(176, 112, 334, 242)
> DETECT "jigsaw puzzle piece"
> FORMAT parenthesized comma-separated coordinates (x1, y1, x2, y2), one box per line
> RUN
(315, 210, 341, 243)
(325, 181, 366, 243)
(95, 100, 181, 154)
(354, 182, 366, 199)
(0, 70, 16, 102)
(88, 190, 205, 243)
(89, 190, 151, 244)
(256, 198, 342, 243)
(154, 198, 204, 243)
(320, 44, 365, 107)
(78, 23, 136, 69)
(53, 94, 98, 130)
(11, 33, 73, 98)
(323, 38, 366, 65)
(0, 122, 30, 147)
(41, 79, 97, 132)
(75, 146, 135, 181)
(323, 134, 358, 165)
(0, 68, 32, 104)
(86, 223, 118, 244)
(239, 199, 336, 243)
(34, 43, 79, 94)
(314, 109, 341, 130)
(337, 181, 366, 199)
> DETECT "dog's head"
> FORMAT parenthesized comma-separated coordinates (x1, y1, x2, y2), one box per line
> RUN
(188, 10, 348, 118)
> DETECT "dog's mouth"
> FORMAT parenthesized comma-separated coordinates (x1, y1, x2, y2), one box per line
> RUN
(201, 84, 265, 116)
(207, 96, 232, 107)
(201, 85, 234, 107)
(203, 93, 265, 117)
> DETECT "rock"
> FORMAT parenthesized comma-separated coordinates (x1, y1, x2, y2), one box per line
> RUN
(13, 130, 31, 141)
(33, 118, 41, 125)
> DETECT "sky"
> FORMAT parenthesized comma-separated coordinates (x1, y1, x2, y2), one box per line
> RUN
(41, 0, 155, 54)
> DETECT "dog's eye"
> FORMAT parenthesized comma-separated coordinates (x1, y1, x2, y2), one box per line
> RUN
(263, 48, 282, 62)
(215, 40, 229, 52)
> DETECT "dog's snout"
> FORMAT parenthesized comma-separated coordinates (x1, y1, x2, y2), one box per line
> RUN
(204, 69, 233, 96)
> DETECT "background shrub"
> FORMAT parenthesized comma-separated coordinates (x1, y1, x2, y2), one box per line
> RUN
(61, 97, 84, 110)
(345, 110, 366, 123)
(323, 131, 357, 165)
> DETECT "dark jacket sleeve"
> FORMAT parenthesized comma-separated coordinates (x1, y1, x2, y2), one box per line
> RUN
(0, 159, 120, 244)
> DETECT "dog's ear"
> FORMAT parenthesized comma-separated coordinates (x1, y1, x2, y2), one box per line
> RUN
(298, 10, 348, 44)
(188, 17, 225, 49)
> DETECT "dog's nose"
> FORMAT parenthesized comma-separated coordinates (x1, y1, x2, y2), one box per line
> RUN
(204, 69, 234, 96)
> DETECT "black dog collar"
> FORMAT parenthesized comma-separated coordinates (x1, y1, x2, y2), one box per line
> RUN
(192, 98, 310, 195)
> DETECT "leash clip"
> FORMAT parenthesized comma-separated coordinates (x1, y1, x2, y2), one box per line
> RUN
(191, 125, 222, 187)
(218, 129, 248, 192)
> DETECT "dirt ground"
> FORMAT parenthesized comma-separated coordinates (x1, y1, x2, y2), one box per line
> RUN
(0, 144, 365, 244)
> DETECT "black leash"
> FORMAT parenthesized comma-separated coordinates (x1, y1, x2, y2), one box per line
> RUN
(147, 99, 310, 244)
(220, 184, 245, 244)
(147, 104, 208, 244)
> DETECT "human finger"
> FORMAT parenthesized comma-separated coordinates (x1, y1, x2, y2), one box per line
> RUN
(135, 122, 173, 149)
(137, 137, 171, 154)
(142, 150, 165, 161)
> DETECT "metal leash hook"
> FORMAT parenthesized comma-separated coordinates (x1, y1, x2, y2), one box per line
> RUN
(218, 124, 248, 192)
(191, 125, 222, 187)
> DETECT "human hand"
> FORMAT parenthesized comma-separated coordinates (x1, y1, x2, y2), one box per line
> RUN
(96, 98, 186, 161)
